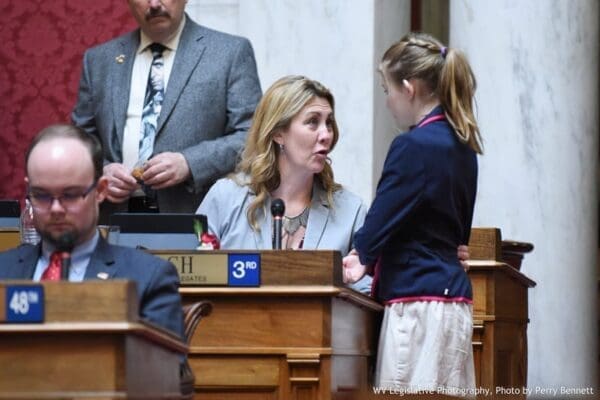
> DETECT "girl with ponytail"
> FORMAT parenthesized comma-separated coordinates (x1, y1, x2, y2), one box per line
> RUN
(343, 32, 481, 396)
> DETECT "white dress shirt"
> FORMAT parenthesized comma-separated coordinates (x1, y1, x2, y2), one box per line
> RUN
(122, 17, 187, 172)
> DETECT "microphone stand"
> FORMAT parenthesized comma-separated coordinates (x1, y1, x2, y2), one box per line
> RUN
(60, 253, 72, 281)
(57, 232, 75, 281)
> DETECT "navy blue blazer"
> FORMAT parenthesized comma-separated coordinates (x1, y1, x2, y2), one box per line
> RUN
(354, 107, 477, 303)
(0, 237, 184, 339)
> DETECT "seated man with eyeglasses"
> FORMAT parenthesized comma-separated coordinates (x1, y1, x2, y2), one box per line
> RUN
(0, 123, 184, 340)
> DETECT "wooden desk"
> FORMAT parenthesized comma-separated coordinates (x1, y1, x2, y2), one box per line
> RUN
(165, 228, 535, 400)
(174, 251, 382, 400)
(0, 281, 187, 399)
(0, 322, 185, 399)
(468, 229, 536, 399)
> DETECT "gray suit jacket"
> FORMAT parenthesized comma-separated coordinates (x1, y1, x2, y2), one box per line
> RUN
(0, 237, 185, 340)
(196, 177, 372, 293)
(72, 15, 262, 215)
(197, 177, 367, 252)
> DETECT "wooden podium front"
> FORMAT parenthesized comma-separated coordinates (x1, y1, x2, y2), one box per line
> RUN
(468, 228, 536, 399)
(0, 281, 187, 400)
(174, 250, 382, 400)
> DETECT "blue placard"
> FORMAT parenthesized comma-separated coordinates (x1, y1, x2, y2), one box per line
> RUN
(228, 253, 260, 286)
(6, 285, 44, 322)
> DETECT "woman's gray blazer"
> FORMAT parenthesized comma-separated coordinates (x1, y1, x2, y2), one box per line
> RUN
(196, 177, 371, 293)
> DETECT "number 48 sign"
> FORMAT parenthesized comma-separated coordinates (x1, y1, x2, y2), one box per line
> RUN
(228, 254, 260, 286)
(6, 285, 44, 322)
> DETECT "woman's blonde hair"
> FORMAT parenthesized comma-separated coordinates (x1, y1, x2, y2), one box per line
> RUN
(380, 32, 483, 154)
(235, 75, 342, 231)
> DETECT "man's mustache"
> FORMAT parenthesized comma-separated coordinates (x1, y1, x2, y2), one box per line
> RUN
(146, 9, 170, 20)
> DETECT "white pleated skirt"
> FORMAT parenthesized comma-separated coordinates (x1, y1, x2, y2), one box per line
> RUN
(375, 301, 476, 398)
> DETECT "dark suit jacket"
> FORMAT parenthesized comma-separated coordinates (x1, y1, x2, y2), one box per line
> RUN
(72, 15, 262, 216)
(354, 107, 478, 303)
(0, 237, 184, 340)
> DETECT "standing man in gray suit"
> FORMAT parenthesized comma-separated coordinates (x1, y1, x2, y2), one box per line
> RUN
(72, 0, 262, 220)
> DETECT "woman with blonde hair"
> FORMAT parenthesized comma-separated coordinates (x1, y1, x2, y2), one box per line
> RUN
(197, 75, 370, 292)
(343, 32, 482, 396)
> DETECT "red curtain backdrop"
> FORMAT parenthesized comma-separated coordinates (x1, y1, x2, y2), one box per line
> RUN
(0, 0, 137, 206)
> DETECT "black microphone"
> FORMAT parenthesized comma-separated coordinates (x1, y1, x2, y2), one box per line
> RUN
(57, 232, 75, 281)
(271, 199, 285, 250)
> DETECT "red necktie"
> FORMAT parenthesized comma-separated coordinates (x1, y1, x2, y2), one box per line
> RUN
(41, 252, 62, 281)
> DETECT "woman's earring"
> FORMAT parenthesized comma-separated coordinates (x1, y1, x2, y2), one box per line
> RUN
(279, 143, 285, 153)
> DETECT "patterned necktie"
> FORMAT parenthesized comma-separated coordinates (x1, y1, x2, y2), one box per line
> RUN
(41, 252, 62, 281)
(139, 43, 166, 162)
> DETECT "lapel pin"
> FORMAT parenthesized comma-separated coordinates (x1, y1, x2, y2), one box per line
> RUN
(115, 54, 125, 64)
(97, 272, 109, 280)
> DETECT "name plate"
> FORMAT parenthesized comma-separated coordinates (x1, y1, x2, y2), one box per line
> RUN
(155, 251, 261, 287)
(1, 285, 44, 323)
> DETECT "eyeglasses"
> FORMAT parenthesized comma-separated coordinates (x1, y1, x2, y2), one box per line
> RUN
(27, 181, 97, 210)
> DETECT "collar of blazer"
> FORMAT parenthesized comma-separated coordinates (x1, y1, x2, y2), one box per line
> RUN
(111, 15, 208, 151)
(12, 236, 118, 281)
(16, 244, 40, 279)
(83, 236, 118, 281)
(155, 16, 207, 134)
(252, 181, 330, 250)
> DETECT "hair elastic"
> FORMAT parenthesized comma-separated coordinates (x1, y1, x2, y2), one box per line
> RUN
(440, 46, 447, 59)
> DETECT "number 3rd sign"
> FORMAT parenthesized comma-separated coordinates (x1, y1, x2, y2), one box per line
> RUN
(228, 253, 261, 286)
